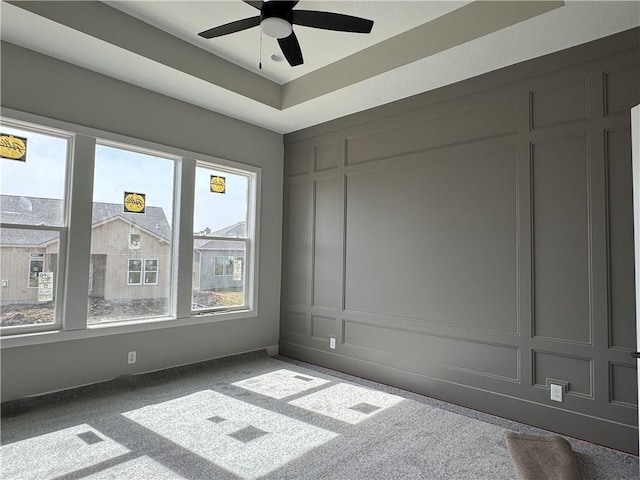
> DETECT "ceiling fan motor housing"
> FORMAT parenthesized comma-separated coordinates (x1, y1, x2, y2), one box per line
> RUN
(260, 1, 293, 38)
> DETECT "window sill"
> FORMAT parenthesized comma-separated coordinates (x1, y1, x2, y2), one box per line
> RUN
(0, 309, 256, 349)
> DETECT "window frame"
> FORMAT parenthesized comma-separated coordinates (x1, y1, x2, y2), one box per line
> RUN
(0, 119, 72, 335)
(190, 160, 256, 315)
(1, 109, 261, 344)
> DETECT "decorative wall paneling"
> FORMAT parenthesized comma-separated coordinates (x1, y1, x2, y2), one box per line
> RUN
(281, 29, 640, 453)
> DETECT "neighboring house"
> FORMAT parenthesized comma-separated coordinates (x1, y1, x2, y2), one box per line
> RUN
(0, 195, 171, 304)
(193, 221, 246, 292)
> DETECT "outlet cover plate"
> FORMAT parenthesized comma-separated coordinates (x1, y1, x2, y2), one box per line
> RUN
(127, 351, 137, 364)
(550, 383, 563, 402)
(329, 337, 336, 349)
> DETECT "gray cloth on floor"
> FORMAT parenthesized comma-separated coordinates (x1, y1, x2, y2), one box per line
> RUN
(504, 432, 580, 480)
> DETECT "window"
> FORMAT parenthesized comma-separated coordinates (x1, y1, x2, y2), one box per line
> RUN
(0, 122, 69, 330)
(28, 255, 45, 288)
(127, 259, 143, 285)
(214, 256, 225, 276)
(1, 113, 259, 338)
(144, 259, 158, 285)
(192, 164, 253, 312)
(87, 143, 174, 325)
(127, 258, 158, 285)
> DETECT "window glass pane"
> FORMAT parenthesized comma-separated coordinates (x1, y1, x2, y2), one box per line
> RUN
(193, 167, 247, 237)
(88, 144, 174, 324)
(193, 241, 246, 310)
(1, 126, 67, 226)
(1, 124, 67, 330)
(214, 256, 224, 276)
(144, 259, 158, 285)
(192, 164, 250, 311)
(0, 229, 59, 327)
(224, 256, 235, 276)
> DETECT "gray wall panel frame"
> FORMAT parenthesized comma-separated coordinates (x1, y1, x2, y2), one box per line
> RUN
(281, 28, 640, 453)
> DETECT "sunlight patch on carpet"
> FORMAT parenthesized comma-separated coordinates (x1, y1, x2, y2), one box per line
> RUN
(289, 383, 404, 424)
(81, 455, 184, 479)
(232, 369, 330, 399)
(122, 390, 338, 480)
(0, 424, 129, 480)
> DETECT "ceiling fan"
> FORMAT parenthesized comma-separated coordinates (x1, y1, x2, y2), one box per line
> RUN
(198, 0, 374, 67)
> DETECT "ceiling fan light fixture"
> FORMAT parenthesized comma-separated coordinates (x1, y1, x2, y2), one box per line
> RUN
(260, 17, 292, 39)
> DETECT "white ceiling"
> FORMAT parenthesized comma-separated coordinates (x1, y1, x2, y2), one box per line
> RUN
(1, 1, 639, 134)
(108, 1, 472, 85)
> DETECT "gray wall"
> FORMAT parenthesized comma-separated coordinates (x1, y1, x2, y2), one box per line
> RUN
(281, 28, 640, 453)
(0, 43, 283, 400)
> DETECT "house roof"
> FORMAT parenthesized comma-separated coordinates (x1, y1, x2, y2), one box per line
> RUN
(0, 195, 172, 245)
(211, 221, 246, 238)
(197, 222, 247, 252)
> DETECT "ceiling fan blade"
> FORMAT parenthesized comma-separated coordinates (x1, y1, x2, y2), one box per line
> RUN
(292, 10, 373, 33)
(242, 0, 263, 10)
(198, 16, 260, 39)
(278, 31, 303, 66)
(270, 1, 299, 11)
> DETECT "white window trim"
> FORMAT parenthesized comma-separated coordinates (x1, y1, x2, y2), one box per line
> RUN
(0, 108, 261, 347)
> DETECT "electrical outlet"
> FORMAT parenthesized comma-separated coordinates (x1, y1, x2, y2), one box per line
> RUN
(550, 383, 563, 402)
(329, 337, 336, 349)
(127, 351, 137, 364)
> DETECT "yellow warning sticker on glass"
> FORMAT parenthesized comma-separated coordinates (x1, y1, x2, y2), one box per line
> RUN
(210, 175, 226, 194)
(1, 133, 27, 162)
(123, 192, 146, 214)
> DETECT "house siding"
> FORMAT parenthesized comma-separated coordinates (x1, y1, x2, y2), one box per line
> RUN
(89, 220, 170, 300)
(0, 247, 48, 304)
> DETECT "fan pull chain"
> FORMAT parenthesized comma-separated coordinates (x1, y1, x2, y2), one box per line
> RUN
(259, 31, 263, 70)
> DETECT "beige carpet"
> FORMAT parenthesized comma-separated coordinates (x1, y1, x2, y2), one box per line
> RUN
(505, 432, 580, 480)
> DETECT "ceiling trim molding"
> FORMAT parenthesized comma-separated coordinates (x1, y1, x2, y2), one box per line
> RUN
(6, 0, 563, 112)
(284, 26, 640, 143)
(6, 0, 282, 108)
(282, 1, 564, 109)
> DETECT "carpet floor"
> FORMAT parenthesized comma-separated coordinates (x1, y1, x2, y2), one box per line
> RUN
(1, 350, 637, 479)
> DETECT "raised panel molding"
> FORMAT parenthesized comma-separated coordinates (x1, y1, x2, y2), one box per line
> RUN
(311, 315, 337, 340)
(344, 147, 518, 333)
(604, 64, 640, 116)
(533, 350, 593, 397)
(285, 142, 311, 177)
(343, 320, 519, 381)
(346, 98, 517, 165)
(312, 177, 340, 309)
(530, 77, 588, 129)
(314, 142, 341, 171)
(605, 128, 636, 349)
(531, 135, 591, 343)
(284, 182, 311, 305)
(281, 311, 307, 336)
(609, 362, 638, 408)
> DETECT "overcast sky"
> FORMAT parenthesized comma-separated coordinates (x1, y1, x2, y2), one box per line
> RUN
(1, 126, 247, 232)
